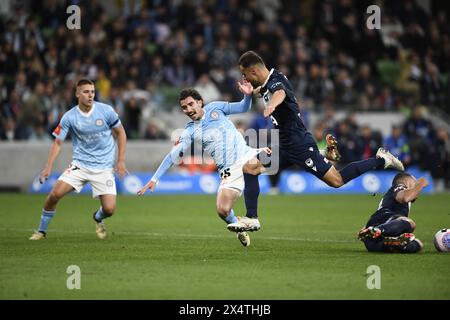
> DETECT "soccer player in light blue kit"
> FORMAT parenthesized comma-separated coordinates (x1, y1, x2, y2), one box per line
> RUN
(137, 82, 270, 247)
(29, 79, 128, 240)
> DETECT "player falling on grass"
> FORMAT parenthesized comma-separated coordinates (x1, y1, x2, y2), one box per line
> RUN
(137, 85, 270, 247)
(29, 79, 128, 240)
(228, 50, 405, 232)
(357, 173, 428, 253)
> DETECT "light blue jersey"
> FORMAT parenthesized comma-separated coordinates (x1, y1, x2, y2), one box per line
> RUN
(151, 95, 253, 182)
(52, 102, 122, 169)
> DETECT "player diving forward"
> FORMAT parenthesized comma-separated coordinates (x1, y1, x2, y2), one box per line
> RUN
(137, 84, 269, 247)
(357, 172, 428, 253)
(29, 79, 127, 240)
(227, 50, 405, 232)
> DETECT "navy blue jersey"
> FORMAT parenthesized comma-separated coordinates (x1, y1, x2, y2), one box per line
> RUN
(259, 69, 311, 147)
(366, 184, 410, 226)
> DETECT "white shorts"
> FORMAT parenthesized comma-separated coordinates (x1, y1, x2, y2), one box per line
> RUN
(218, 148, 263, 196)
(58, 163, 116, 198)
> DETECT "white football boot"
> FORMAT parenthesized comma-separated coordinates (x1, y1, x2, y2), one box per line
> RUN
(93, 212, 107, 239)
(237, 232, 250, 247)
(29, 231, 46, 240)
(376, 148, 405, 171)
(227, 216, 261, 232)
(95, 221, 107, 239)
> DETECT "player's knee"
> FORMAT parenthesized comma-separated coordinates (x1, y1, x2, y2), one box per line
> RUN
(216, 204, 232, 218)
(406, 218, 416, 231)
(102, 205, 115, 216)
(398, 217, 416, 232)
(325, 176, 344, 188)
(404, 239, 423, 253)
(46, 190, 63, 205)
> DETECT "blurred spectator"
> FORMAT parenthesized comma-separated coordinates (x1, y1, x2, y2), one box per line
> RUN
(15, 81, 47, 139)
(144, 121, 168, 140)
(421, 62, 445, 108)
(359, 125, 382, 159)
(194, 74, 221, 104)
(124, 97, 141, 139)
(430, 128, 450, 191)
(403, 106, 436, 168)
(384, 124, 412, 167)
(334, 120, 361, 164)
(0, 0, 448, 145)
(313, 123, 327, 151)
(165, 54, 195, 88)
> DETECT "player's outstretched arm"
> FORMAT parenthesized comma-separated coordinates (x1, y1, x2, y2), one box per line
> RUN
(39, 139, 63, 184)
(137, 135, 191, 195)
(395, 177, 428, 203)
(264, 89, 286, 117)
(112, 125, 128, 179)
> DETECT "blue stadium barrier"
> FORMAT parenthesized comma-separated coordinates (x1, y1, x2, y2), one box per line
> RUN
(28, 167, 432, 195)
(279, 167, 433, 194)
(28, 172, 272, 195)
(120, 172, 272, 195)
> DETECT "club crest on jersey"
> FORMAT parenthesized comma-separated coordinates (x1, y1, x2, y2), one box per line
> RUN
(305, 158, 314, 167)
(210, 111, 219, 120)
(95, 119, 103, 126)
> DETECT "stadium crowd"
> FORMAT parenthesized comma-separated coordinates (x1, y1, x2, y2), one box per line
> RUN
(0, 0, 449, 188)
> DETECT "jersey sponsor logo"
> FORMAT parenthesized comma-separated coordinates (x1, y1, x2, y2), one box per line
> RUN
(210, 111, 219, 120)
(96, 119, 104, 126)
(53, 124, 62, 135)
(270, 82, 282, 90)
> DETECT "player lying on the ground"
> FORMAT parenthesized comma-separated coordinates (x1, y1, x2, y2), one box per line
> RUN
(357, 173, 428, 253)
(227, 50, 405, 233)
(137, 85, 270, 247)
(29, 79, 128, 241)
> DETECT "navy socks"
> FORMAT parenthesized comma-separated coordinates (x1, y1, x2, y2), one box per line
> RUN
(243, 173, 260, 218)
(340, 158, 385, 184)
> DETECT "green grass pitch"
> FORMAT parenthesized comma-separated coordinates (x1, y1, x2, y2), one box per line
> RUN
(0, 193, 449, 299)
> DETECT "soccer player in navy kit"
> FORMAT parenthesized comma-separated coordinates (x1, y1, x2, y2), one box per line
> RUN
(357, 173, 427, 253)
(228, 50, 405, 232)
(29, 79, 128, 240)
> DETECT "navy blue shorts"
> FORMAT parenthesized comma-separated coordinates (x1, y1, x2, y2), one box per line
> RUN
(278, 143, 332, 179)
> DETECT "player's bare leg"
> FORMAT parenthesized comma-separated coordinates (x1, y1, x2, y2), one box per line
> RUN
(93, 194, 116, 239)
(44, 180, 75, 211)
(216, 188, 250, 246)
(227, 157, 266, 233)
(30, 181, 74, 240)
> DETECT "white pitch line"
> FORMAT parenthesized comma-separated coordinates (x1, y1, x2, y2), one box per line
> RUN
(0, 227, 357, 244)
